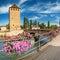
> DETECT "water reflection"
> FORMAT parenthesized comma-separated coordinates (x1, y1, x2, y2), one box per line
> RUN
(0, 40, 3, 50)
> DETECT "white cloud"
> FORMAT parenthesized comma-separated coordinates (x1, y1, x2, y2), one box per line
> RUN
(20, 2, 52, 13)
(29, 16, 39, 20)
(55, 16, 60, 23)
(50, 23, 59, 26)
(50, 14, 55, 17)
(29, 14, 47, 20)
(20, 1, 60, 13)
(53, 16, 60, 26)
(0, 4, 12, 14)
(40, 5, 60, 13)
(29, 3, 41, 12)
(18, 0, 28, 6)
(27, 3, 42, 13)
(21, 8, 26, 13)
(20, 2, 42, 13)
(55, 1, 60, 6)
(28, 2, 60, 13)
(20, 0, 27, 4)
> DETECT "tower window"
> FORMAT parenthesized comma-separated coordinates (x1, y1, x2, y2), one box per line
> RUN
(13, 24, 14, 26)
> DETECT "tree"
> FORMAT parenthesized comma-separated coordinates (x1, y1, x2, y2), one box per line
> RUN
(0, 27, 1, 30)
(33, 20, 37, 25)
(47, 21, 50, 29)
(30, 20, 32, 29)
(20, 25, 23, 29)
(38, 22, 40, 26)
(23, 17, 29, 29)
(39, 23, 46, 29)
(50, 25, 58, 29)
(6, 24, 10, 29)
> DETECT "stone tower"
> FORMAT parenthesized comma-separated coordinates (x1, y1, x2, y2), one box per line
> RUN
(9, 4, 20, 31)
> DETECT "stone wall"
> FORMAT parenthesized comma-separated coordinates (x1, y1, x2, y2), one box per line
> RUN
(0, 30, 24, 37)
(9, 5, 21, 31)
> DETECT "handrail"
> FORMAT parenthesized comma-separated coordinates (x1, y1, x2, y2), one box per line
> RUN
(19, 32, 60, 59)
(18, 35, 52, 59)
(0, 35, 52, 59)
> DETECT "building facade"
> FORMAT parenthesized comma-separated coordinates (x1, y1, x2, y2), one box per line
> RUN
(9, 4, 21, 31)
(31, 25, 40, 30)
(0, 26, 7, 31)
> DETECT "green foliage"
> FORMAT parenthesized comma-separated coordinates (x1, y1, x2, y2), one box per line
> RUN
(38, 22, 40, 26)
(33, 20, 37, 25)
(50, 25, 58, 29)
(39, 23, 46, 29)
(22, 17, 58, 30)
(6, 24, 10, 29)
(20, 25, 23, 29)
(30, 20, 32, 29)
(0, 27, 1, 30)
(47, 21, 50, 29)
(23, 17, 29, 29)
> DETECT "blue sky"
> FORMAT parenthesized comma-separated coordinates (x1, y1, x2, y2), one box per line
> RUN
(0, 0, 60, 26)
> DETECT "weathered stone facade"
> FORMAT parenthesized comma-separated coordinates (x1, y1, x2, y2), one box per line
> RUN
(9, 4, 21, 31)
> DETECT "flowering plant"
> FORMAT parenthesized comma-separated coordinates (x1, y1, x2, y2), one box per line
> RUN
(3, 33, 32, 55)
(46, 30, 59, 37)
(26, 33, 32, 38)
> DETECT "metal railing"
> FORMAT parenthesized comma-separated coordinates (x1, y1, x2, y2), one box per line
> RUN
(18, 31, 60, 60)
(18, 35, 52, 60)
(0, 30, 59, 60)
(0, 34, 52, 60)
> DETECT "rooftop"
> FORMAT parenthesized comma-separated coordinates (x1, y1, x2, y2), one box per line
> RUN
(10, 4, 20, 9)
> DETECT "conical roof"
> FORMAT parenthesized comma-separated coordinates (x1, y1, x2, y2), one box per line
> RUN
(10, 4, 20, 9)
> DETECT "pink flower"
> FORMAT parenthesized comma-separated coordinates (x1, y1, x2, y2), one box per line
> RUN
(3, 38, 32, 55)
(26, 33, 32, 38)
(16, 51, 21, 55)
(6, 36, 11, 41)
(3, 47, 8, 52)
(3, 44, 7, 47)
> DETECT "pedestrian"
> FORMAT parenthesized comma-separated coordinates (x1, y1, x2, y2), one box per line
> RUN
(34, 33, 40, 52)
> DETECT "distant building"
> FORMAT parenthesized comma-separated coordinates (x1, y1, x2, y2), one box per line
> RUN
(9, 4, 21, 31)
(0, 26, 7, 31)
(31, 25, 40, 30)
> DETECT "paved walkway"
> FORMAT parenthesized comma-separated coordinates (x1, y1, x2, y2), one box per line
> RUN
(35, 34, 60, 60)
(21, 34, 60, 60)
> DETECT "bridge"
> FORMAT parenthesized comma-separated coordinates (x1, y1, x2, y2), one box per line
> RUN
(24, 29, 52, 35)
(0, 30, 60, 60)
(20, 34, 60, 60)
